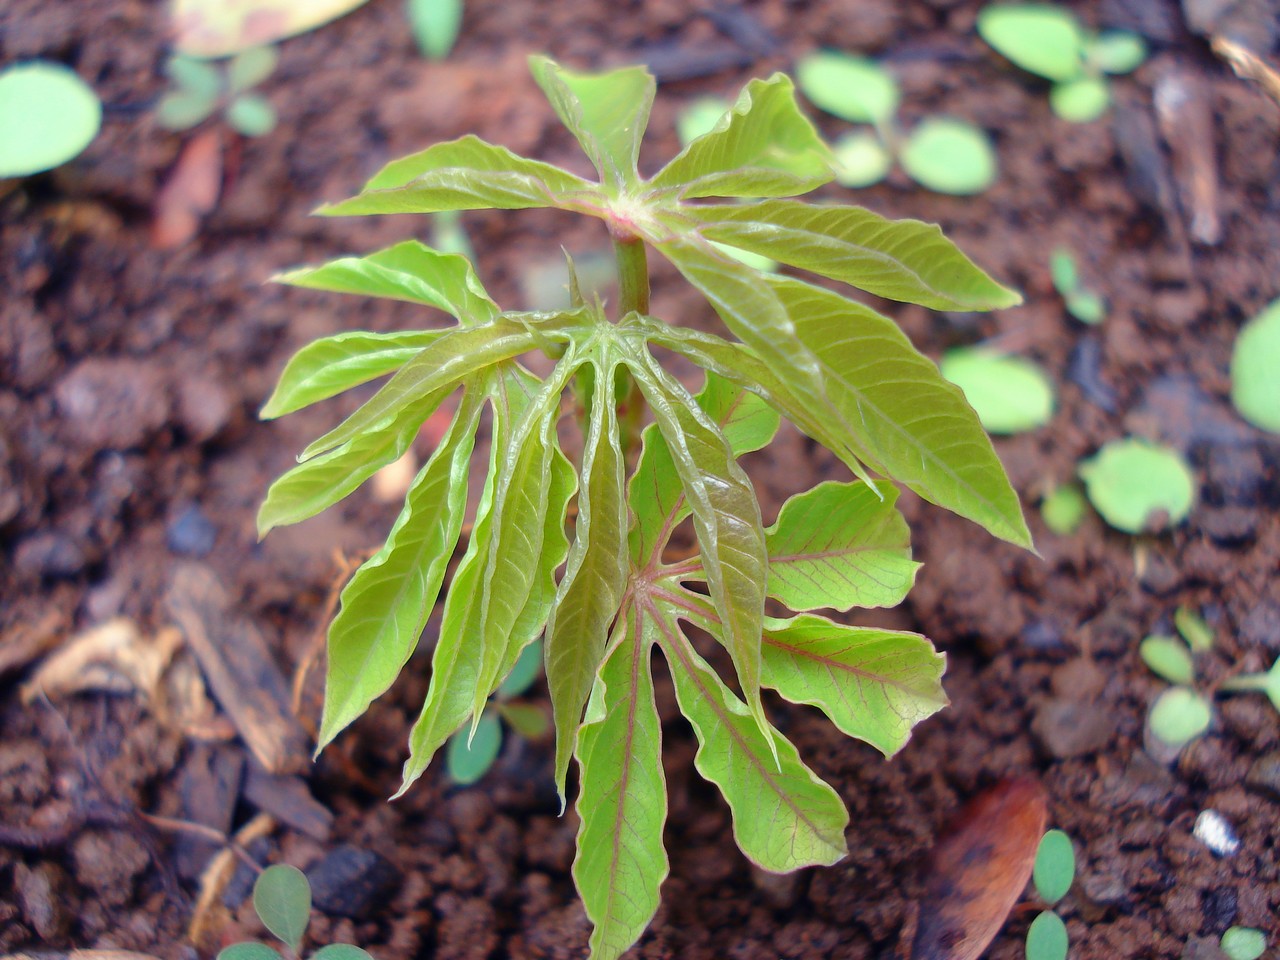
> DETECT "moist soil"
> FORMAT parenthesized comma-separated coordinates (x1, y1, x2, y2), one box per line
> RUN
(2, 1, 1279, 958)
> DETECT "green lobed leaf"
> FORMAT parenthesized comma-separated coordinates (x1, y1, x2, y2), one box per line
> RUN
(763, 480, 920, 612)
(1033, 829, 1075, 905)
(274, 241, 499, 325)
(1139, 635, 1194, 686)
(446, 709, 502, 784)
(652, 604, 848, 870)
(546, 352, 629, 800)
(256, 391, 444, 536)
(689, 200, 1021, 311)
(318, 135, 598, 216)
(261, 329, 445, 420)
(217, 944, 281, 960)
(977, 5, 1086, 83)
(574, 605, 668, 960)
(316, 383, 484, 750)
(940, 347, 1056, 435)
(253, 864, 311, 953)
(528, 56, 653, 194)
(626, 346, 772, 752)
(650, 74, 834, 199)
(795, 51, 899, 125)
(408, 0, 463, 59)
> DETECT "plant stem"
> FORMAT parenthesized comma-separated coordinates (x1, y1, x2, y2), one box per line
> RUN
(613, 234, 650, 463)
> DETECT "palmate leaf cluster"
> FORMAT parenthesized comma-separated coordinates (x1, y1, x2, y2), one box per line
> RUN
(258, 57, 1030, 960)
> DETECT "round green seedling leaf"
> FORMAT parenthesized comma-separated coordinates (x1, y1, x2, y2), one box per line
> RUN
(227, 94, 277, 136)
(1139, 635, 1194, 686)
(156, 89, 220, 130)
(832, 130, 893, 187)
(795, 51, 899, 125)
(1230, 298, 1280, 433)
(497, 638, 542, 699)
(496, 700, 551, 739)
(228, 45, 279, 94)
(1050, 247, 1079, 296)
(1041, 484, 1086, 535)
(1025, 909, 1069, 960)
(253, 864, 311, 953)
(1078, 438, 1195, 533)
(217, 944, 281, 960)
(1220, 926, 1267, 960)
(978, 4, 1086, 82)
(1148, 687, 1211, 748)
(677, 96, 730, 146)
(1033, 829, 1075, 905)
(446, 710, 502, 785)
(940, 348, 1054, 434)
(900, 118, 997, 195)
(1089, 31, 1147, 75)
(313, 946, 375, 960)
(0, 62, 102, 177)
(1066, 290, 1106, 324)
(167, 55, 223, 99)
(1050, 75, 1111, 122)
(408, 0, 463, 60)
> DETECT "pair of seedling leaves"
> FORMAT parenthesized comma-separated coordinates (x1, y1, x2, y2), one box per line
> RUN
(258, 57, 1031, 960)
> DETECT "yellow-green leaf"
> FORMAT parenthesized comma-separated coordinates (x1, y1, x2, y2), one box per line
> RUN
(172, 0, 371, 58)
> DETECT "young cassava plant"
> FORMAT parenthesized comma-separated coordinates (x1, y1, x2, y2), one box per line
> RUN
(259, 57, 1031, 960)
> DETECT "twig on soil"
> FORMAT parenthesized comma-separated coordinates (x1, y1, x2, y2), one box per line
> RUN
(188, 812, 276, 950)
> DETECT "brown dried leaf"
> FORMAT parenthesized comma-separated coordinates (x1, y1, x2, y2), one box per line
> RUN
(21, 618, 182, 704)
(151, 128, 222, 250)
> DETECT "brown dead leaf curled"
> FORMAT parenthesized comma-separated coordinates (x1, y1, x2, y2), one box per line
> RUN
(910, 778, 1049, 960)
(151, 128, 222, 250)
(21, 618, 181, 704)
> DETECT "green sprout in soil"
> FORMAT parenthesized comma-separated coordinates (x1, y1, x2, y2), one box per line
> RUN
(1220, 926, 1267, 960)
(157, 47, 279, 137)
(0, 61, 102, 178)
(1230, 297, 1280, 434)
(1078, 438, 1195, 534)
(218, 864, 373, 960)
(796, 51, 997, 195)
(1050, 247, 1105, 325)
(940, 347, 1055, 435)
(977, 4, 1147, 123)
(1026, 828, 1074, 960)
(1040, 483, 1086, 535)
(259, 57, 1031, 960)
(1142, 606, 1214, 748)
(407, 0, 463, 59)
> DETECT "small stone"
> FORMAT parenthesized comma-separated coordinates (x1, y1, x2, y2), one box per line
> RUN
(55, 357, 170, 451)
(72, 830, 151, 906)
(175, 374, 233, 442)
(1193, 810, 1239, 857)
(1244, 752, 1280, 802)
(306, 845, 402, 920)
(1033, 697, 1113, 758)
(14, 861, 70, 939)
(167, 503, 217, 558)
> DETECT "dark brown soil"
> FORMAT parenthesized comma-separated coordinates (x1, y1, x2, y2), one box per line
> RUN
(3, 1, 1279, 958)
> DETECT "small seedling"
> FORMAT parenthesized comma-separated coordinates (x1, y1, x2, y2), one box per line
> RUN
(1220, 927, 1267, 960)
(978, 4, 1147, 123)
(797, 51, 997, 195)
(407, 0, 463, 59)
(1078, 438, 1195, 534)
(1050, 247, 1105, 325)
(1174, 605, 1214, 653)
(218, 864, 373, 960)
(940, 347, 1055, 435)
(0, 61, 102, 178)
(1141, 623, 1211, 748)
(1040, 484, 1086, 535)
(1026, 828, 1074, 960)
(1230, 298, 1280, 434)
(157, 47, 279, 137)
(260, 57, 1030, 960)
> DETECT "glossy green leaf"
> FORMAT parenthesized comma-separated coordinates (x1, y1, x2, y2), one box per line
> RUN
(764, 481, 919, 611)
(408, 0, 463, 59)
(1140, 635, 1194, 685)
(319, 135, 597, 216)
(1220, 927, 1267, 960)
(257, 391, 444, 535)
(0, 62, 102, 177)
(253, 864, 310, 953)
(574, 607, 668, 960)
(1089, 31, 1147, 75)
(155, 89, 220, 130)
(832, 130, 893, 188)
(312, 946, 374, 960)
(1033, 829, 1075, 904)
(546, 353, 628, 798)
(216, 944, 280, 960)
(227, 94, 277, 137)
(627, 347, 771, 749)
(1041, 484, 1086, 535)
(650, 74, 834, 199)
(275, 241, 499, 323)
(695, 369, 780, 456)
(446, 709, 502, 784)
(654, 608, 848, 870)
(316, 385, 483, 750)
(497, 637, 543, 700)
(261, 329, 444, 420)
(299, 321, 540, 461)
(1148, 687, 1211, 747)
(1078, 438, 1195, 533)
(1175, 606, 1214, 653)
(772, 276, 1033, 548)
(166, 55, 222, 99)
(528, 56, 653, 194)
(1230, 298, 1280, 434)
(900, 118, 997, 195)
(1025, 909, 1069, 960)
(227, 46, 278, 94)
(795, 52, 899, 125)
(977, 5, 1085, 82)
(689, 200, 1020, 311)
(1050, 76, 1110, 123)
(940, 347, 1055, 435)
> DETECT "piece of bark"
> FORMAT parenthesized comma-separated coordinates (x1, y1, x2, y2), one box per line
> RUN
(244, 759, 334, 841)
(165, 562, 308, 774)
(1155, 66, 1222, 245)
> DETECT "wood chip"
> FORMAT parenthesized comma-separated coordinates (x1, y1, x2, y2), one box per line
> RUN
(244, 760, 334, 841)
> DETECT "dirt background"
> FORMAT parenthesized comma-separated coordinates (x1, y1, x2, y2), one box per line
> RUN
(2, 0, 1279, 957)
